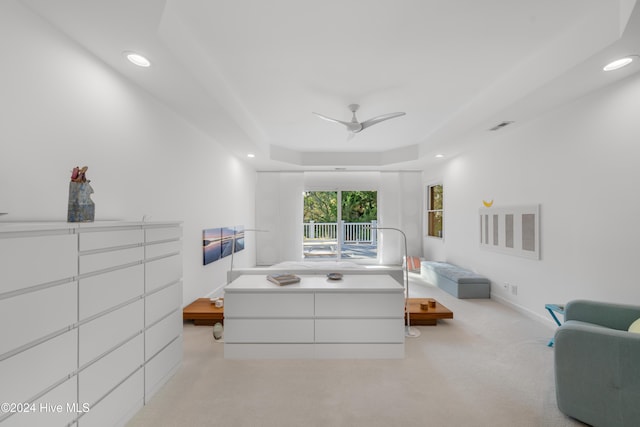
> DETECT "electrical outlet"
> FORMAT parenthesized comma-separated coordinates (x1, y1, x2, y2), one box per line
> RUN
(511, 285, 518, 296)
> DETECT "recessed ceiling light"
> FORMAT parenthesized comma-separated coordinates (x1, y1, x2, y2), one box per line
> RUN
(435, 154, 444, 158)
(603, 56, 635, 71)
(123, 51, 151, 67)
(247, 153, 255, 158)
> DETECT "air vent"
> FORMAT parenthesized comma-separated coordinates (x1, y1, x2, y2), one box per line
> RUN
(489, 121, 514, 131)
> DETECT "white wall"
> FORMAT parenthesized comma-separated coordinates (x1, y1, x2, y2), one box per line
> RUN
(255, 170, 422, 265)
(379, 172, 423, 263)
(255, 172, 304, 265)
(423, 70, 640, 322)
(0, 0, 256, 306)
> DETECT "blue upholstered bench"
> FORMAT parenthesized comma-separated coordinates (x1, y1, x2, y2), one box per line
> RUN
(420, 261, 491, 299)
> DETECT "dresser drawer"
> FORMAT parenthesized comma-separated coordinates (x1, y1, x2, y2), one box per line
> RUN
(315, 318, 404, 343)
(79, 228, 143, 251)
(224, 293, 314, 317)
(0, 330, 77, 405)
(145, 240, 181, 259)
(146, 254, 181, 292)
(79, 264, 144, 320)
(315, 293, 404, 317)
(0, 233, 76, 294)
(79, 246, 144, 274)
(145, 226, 182, 243)
(146, 310, 182, 359)
(1, 376, 77, 427)
(224, 319, 314, 343)
(79, 300, 144, 366)
(145, 282, 181, 326)
(0, 282, 77, 355)
(145, 336, 182, 402)
(79, 369, 144, 427)
(79, 334, 144, 405)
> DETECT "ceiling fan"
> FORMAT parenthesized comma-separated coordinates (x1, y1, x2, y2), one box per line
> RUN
(313, 104, 406, 135)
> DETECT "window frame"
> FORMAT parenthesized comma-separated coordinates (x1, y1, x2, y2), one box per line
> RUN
(302, 189, 379, 261)
(425, 183, 443, 239)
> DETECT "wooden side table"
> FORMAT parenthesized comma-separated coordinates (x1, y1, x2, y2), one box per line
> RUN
(405, 298, 453, 325)
(183, 298, 224, 325)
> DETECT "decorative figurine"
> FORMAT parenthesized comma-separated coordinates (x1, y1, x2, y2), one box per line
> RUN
(67, 166, 95, 222)
(213, 322, 224, 340)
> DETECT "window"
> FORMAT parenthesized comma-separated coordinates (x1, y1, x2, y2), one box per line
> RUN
(426, 184, 443, 238)
(303, 190, 378, 260)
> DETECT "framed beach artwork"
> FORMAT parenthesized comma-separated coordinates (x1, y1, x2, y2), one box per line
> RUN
(220, 227, 235, 258)
(234, 225, 245, 253)
(203, 228, 222, 265)
(203, 224, 246, 265)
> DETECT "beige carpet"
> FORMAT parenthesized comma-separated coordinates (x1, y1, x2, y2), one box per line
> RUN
(128, 274, 587, 427)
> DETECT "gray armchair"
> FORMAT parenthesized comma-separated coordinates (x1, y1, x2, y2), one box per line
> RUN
(554, 299, 640, 427)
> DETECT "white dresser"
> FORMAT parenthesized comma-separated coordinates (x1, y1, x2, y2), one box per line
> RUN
(224, 275, 405, 359)
(0, 221, 182, 427)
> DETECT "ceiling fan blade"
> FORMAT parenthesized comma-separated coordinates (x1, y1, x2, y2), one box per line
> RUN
(360, 112, 406, 130)
(312, 112, 351, 127)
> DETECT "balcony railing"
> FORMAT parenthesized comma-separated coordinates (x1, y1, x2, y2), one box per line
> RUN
(303, 220, 377, 244)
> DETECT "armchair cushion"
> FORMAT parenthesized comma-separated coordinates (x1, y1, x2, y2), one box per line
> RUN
(629, 318, 640, 333)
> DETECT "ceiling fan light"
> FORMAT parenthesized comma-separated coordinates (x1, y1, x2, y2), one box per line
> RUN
(314, 104, 406, 134)
(603, 56, 634, 71)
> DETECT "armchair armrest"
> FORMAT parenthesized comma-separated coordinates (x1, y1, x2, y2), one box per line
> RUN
(555, 321, 640, 426)
(564, 299, 640, 331)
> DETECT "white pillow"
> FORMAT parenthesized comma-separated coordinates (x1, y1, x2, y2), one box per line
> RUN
(628, 318, 640, 334)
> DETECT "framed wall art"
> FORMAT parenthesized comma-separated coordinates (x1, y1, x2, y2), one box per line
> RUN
(233, 225, 245, 253)
(203, 227, 222, 265)
(479, 204, 540, 259)
(203, 224, 246, 265)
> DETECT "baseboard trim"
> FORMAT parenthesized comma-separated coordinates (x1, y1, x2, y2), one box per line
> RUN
(491, 294, 556, 331)
(206, 283, 226, 299)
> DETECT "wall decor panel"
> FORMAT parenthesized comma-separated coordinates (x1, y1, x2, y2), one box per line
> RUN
(479, 205, 540, 259)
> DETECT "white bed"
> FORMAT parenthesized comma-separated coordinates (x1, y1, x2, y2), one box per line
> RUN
(228, 261, 404, 285)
